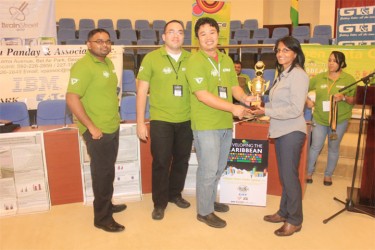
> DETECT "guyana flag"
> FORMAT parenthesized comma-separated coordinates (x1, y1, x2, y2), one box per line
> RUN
(290, 0, 299, 27)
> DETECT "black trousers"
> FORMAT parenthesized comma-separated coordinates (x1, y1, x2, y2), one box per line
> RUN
(274, 131, 305, 226)
(83, 129, 119, 225)
(150, 120, 193, 208)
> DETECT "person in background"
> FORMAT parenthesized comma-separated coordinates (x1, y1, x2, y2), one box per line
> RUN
(185, 17, 253, 229)
(136, 20, 193, 221)
(234, 60, 251, 94)
(250, 36, 309, 236)
(66, 28, 126, 233)
(306, 51, 356, 186)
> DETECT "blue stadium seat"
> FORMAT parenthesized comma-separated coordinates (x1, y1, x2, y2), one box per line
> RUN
(97, 19, 114, 29)
(152, 20, 166, 31)
(58, 18, 76, 31)
(135, 19, 150, 32)
(120, 95, 150, 121)
(36, 100, 73, 126)
(119, 29, 138, 44)
(312, 25, 332, 40)
(65, 39, 86, 45)
(253, 28, 270, 43)
(122, 70, 137, 95)
(0, 102, 30, 127)
(241, 68, 255, 80)
(57, 28, 76, 44)
(117, 19, 133, 30)
(78, 19, 95, 30)
(243, 19, 258, 31)
(78, 28, 91, 41)
(309, 37, 330, 45)
(292, 26, 310, 43)
(271, 27, 289, 39)
(234, 29, 251, 43)
(139, 29, 157, 42)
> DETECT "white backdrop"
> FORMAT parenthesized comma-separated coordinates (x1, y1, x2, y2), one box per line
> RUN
(0, 0, 57, 46)
(0, 45, 124, 109)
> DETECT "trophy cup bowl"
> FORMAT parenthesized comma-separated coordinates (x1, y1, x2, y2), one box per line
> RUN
(248, 61, 266, 105)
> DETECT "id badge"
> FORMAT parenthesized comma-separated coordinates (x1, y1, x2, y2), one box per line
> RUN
(173, 85, 183, 97)
(218, 86, 228, 99)
(322, 100, 330, 112)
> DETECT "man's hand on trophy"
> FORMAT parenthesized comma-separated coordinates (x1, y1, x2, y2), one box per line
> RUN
(250, 106, 265, 116)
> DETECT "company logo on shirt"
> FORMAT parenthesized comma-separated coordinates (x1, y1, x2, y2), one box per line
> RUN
(223, 68, 231, 72)
(320, 84, 328, 89)
(211, 69, 219, 77)
(139, 66, 144, 72)
(163, 67, 173, 74)
(103, 71, 110, 78)
(181, 67, 186, 71)
(194, 77, 204, 84)
(70, 78, 79, 85)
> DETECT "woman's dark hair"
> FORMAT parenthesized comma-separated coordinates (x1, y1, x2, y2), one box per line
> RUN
(87, 28, 110, 41)
(194, 17, 220, 38)
(274, 36, 305, 75)
(330, 51, 347, 72)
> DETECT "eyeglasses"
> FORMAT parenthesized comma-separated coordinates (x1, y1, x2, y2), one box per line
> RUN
(165, 30, 184, 36)
(89, 40, 112, 45)
(274, 48, 292, 54)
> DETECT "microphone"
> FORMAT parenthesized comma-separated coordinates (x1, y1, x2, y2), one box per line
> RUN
(361, 71, 375, 84)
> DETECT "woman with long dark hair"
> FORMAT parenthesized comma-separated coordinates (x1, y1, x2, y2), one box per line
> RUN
(251, 36, 309, 236)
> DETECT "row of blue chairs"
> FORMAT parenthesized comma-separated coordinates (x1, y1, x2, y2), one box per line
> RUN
(0, 100, 72, 127)
(0, 97, 150, 127)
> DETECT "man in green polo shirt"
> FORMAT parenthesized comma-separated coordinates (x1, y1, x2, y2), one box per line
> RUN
(66, 28, 125, 233)
(137, 20, 193, 221)
(185, 17, 253, 228)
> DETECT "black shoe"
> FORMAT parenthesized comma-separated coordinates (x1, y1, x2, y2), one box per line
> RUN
(94, 221, 125, 233)
(169, 197, 190, 208)
(306, 178, 313, 184)
(214, 202, 229, 213)
(112, 204, 127, 213)
(324, 180, 333, 186)
(324, 176, 332, 186)
(197, 213, 226, 228)
(152, 207, 165, 220)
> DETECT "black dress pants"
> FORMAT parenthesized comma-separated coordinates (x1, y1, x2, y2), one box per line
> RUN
(83, 129, 119, 225)
(274, 131, 305, 226)
(150, 120, 193, 208)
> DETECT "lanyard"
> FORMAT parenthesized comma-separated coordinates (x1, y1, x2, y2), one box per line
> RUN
(166, 56, 181, 80)
(207, 57, 221, 82)
(327, 77, 338, 95)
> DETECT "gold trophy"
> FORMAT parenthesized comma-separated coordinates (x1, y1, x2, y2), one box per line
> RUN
(248, 61, 267, 106)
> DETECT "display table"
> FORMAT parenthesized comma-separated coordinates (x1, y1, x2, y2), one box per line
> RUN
(16, 125, 83, 205)
(235, 121, 310, 196)
(139, 121, 311, 197)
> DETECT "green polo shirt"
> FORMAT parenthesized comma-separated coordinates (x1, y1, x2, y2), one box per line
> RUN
(67, 51, 120, 134)
(186, 49, 239, 130)
(137, 46, 191, 122)
(309, 71, 356, 126)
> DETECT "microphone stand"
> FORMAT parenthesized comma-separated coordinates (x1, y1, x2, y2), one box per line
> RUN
(323, 72, 375, 224)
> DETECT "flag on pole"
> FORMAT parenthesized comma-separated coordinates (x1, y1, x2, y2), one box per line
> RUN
(290, 0, 299, 27)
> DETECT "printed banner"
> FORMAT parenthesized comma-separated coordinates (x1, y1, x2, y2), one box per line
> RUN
(220, 139, 269, 206)
(336, 6, 375, 45)
(0, 0, 57, 45)
(302, 45, 375, 83)
(0, 45, 124, 109)
(191, 0, 231, 49)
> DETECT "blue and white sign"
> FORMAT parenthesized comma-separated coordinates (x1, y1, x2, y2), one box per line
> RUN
(336, 6, 375, 45)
